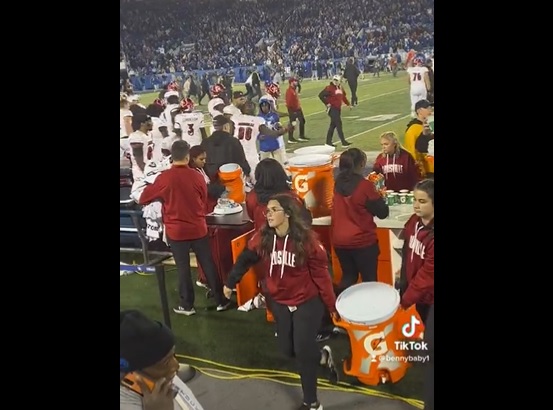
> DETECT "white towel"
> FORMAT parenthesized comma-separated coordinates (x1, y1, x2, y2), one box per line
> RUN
(428, 140, 434, 157)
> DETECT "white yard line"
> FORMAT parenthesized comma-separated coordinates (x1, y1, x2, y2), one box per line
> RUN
(345, 114, 411, 141)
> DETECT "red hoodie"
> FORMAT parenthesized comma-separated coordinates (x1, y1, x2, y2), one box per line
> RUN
(139, 164, 208, 241)
(318, 83, 350, 111)
(401, 214, 434, 308)
(229, 231, 337, 312)
(331, 174, 389, 248)
(373, 148, 420, 192)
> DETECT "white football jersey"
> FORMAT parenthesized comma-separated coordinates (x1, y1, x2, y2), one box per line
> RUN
(150, 117, 164, 162)
(174, 111, 205, 147)
(158, 104, 179, 135)
(407, 66, 428, 90)
(208, 98, 225, 119)
(224, 104, 242, 117)
(231, 114, 264, 157)
(120, 108, 133, 138)
(128, 130, 154, 181)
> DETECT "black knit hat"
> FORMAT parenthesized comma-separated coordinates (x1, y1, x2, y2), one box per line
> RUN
(120, 310, 175, 373)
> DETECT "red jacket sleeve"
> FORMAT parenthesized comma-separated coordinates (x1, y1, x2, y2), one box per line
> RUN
(406, 152, 420, 190)
(308, 241, 337, 313)
(401, 240, 434, 308)
(245, 191, 257, 223)
(138, 173, 169, 205)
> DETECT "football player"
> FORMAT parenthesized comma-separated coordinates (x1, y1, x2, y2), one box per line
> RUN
(231, 101, 288, 183)
(173, 98, 207, 147)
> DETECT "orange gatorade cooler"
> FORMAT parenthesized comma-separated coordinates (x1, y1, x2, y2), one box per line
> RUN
(218, 163, 245, 203)
(287, 153, 334, 218)
(333, 282, 425, 386)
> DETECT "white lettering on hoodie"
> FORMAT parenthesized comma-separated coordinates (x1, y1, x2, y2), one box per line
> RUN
(269, 234, 296, 278)
(408, 221, 426, 260)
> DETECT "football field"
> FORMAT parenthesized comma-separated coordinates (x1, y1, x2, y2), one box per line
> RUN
(137, 72, 411, 152)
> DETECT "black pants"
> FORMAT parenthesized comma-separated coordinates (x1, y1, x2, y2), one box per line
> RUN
(288, 108, 306, 139)
(416, 303, 432, 324)
(272, 297, 324, 404)
(326, 107, 347, 145)
(348, 81, 358, 105)
(334, 243, 379, 294)
(423, 304, 434, 410)
(167, 235, 226, 309)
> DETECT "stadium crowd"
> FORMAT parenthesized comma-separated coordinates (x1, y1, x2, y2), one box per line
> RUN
(120, 0, 434, 74)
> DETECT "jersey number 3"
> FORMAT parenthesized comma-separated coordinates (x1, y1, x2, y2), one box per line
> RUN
(187, 124, 194, 136)
(238, 126, 253, 141)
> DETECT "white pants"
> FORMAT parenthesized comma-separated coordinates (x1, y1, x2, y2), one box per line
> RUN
(410, 87, 428, 113)
(260, 148, 288, 168)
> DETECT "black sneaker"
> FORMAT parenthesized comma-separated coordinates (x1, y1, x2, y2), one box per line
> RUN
(298, 402, 323, 410)
(342, 141, 352, 147)
(325, 143, 335, 148)
(288, 138, 299, 144)
(216, 299, 232, 312)
(321, 345, 339, 384)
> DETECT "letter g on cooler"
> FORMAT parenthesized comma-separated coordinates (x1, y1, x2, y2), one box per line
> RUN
(363, 332, 388, 360)
(401, 315, 421, 338)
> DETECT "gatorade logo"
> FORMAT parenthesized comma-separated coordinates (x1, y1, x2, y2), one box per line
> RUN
(293, 171, 315, 194)
(363, 332, 388, 361)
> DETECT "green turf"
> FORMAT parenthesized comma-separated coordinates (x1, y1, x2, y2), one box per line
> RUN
(138, 72, 411, 152)
(120, 269, 425, 400)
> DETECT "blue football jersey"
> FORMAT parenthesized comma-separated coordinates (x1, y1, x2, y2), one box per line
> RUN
(258, 111, 280, 152)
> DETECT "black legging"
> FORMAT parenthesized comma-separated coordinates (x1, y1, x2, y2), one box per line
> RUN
(271, 297, 325, 405)
(325, 107, 347, 145)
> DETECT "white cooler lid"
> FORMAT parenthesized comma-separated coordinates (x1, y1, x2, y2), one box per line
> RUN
(288, 154, 332, 167)
(335, 282, 400, 325)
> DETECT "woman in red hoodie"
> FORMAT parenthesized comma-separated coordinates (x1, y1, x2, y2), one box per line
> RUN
(331, 148, 389, 294)
(224, 194, 338, 410)
(372, 131, 420, 192)
(397, 179, 434, 323)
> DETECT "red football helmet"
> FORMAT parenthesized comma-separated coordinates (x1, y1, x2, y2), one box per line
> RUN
(266, 82, 280, 98)
(179, 97, 194, 112)
(210, 83, 226, 98)
(153, 98, 166, 109)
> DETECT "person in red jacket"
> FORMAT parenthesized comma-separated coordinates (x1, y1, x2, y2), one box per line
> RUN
(397, 178, 434, 323)
(373, 131, 420, 191)
(331, 148, 389, 294)
(246, 158, 311, 230)
(139, 140, 231, 316)
(223, 193, 339, 410)
(318, 75, 352, 148)
(285, 77, 308, 143)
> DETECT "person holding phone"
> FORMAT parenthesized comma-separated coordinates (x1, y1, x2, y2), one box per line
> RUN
(120, 309, 204, 410)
